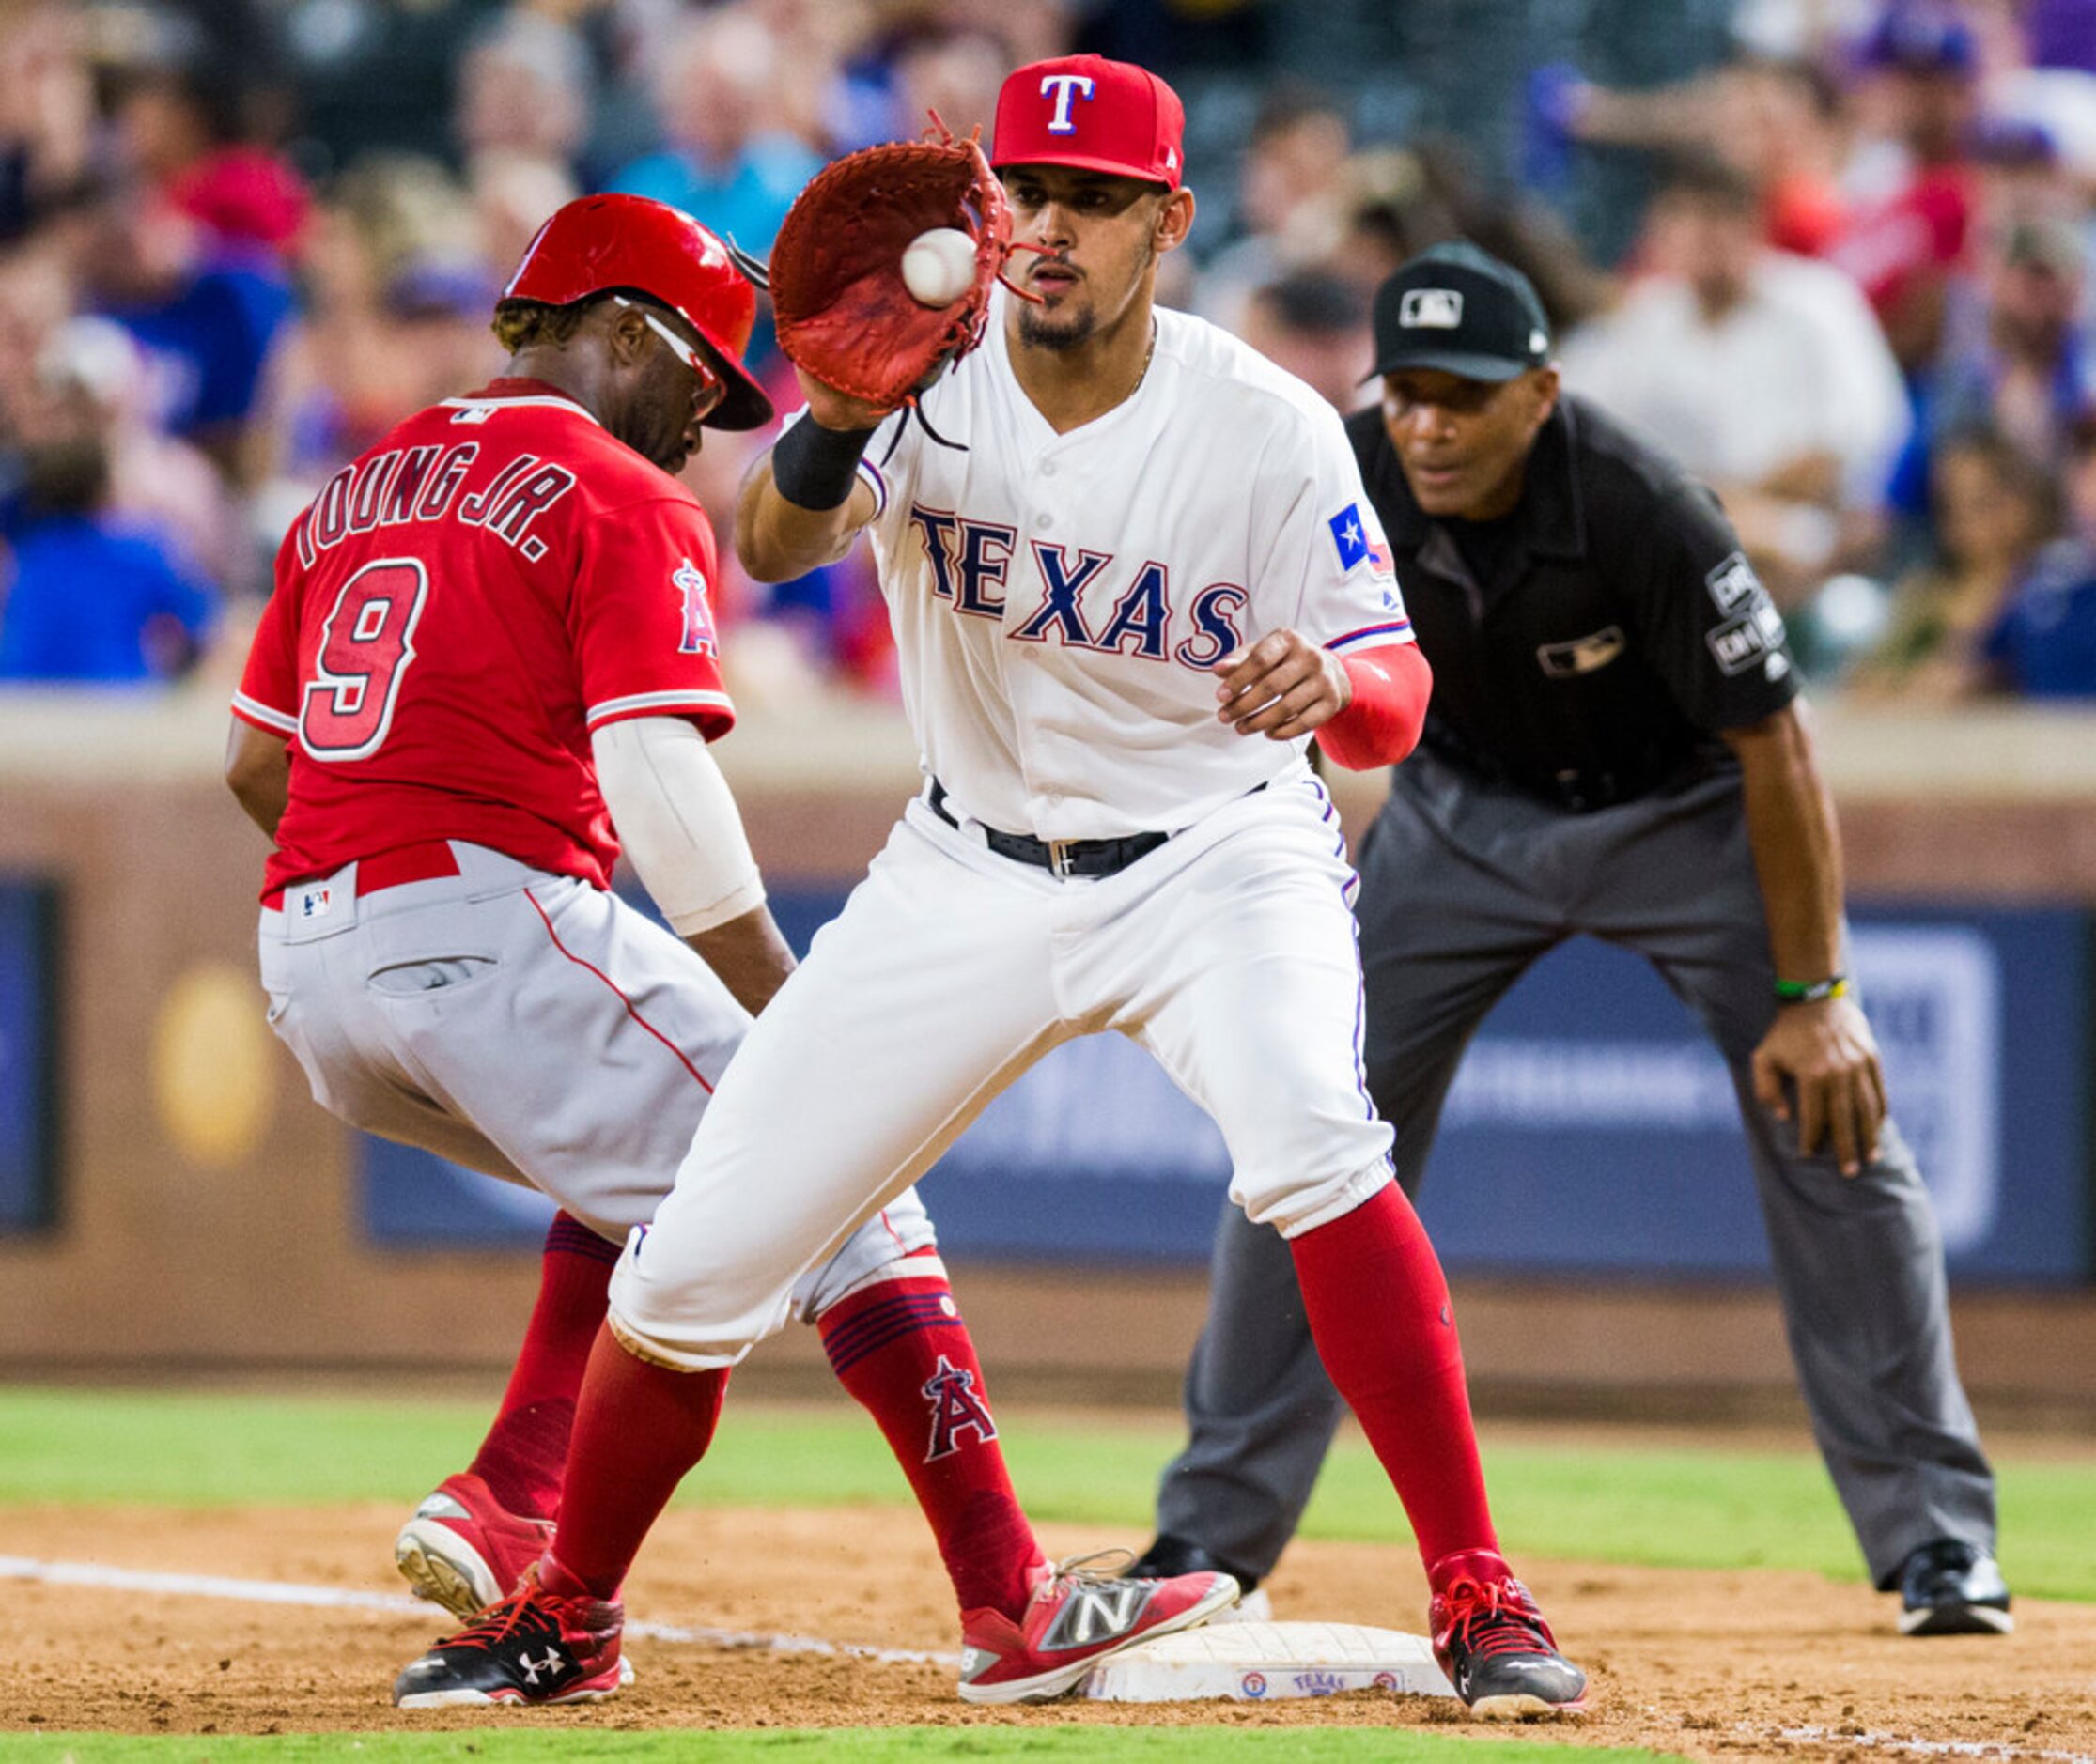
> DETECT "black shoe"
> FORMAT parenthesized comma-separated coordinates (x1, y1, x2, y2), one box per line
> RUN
(1430, 1549, 1588, 1719)
(393, 1573, 627, 1708)
(1897, 1539, 2013, 1636)
(1125, 1533, 1261, 1595)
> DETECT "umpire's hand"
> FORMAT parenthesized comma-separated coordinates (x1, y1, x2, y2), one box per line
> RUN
(1751, 997, 1887, 1177)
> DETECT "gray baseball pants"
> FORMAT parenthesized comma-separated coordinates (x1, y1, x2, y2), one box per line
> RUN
(1154, 750, 1996, 1589)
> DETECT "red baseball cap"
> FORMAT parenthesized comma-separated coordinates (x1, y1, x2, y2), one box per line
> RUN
(991, 54, 1186, 190)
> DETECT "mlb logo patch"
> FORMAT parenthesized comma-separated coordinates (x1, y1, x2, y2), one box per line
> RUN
(1399, 288, 1465, 330)
(298, 885, 334, 920)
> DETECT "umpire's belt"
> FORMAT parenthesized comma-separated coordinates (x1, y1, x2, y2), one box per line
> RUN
(1421, 727, 1682, 813)
(927, 779, 1170, 879)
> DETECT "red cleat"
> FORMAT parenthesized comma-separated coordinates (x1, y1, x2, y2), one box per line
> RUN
(395, 1472, 555, 1622)
(956, 1550, 1239, 1704)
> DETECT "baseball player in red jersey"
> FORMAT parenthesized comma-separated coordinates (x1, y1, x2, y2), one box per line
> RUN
(222, 195, 1037, 1650)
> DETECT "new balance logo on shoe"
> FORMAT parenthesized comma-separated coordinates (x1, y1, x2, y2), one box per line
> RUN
(956, 1554, 1238, 1705)
(1041, 1582, 1151, 1650)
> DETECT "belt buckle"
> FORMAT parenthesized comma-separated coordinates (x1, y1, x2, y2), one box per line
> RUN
(1047, 838, 1078, 880)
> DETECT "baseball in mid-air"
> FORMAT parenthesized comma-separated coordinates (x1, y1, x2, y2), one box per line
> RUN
(902, 227, 977, 306)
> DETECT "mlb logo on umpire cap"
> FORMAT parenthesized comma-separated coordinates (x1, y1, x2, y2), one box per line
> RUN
(1367, 242, 1552, 384)
(1399, 288, 1465, 330)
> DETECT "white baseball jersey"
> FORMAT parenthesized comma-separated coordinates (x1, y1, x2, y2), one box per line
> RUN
(843, 298, 1416, 841)
(614, 306, 1412, 1369)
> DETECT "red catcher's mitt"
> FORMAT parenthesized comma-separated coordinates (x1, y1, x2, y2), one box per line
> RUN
(769, 120, 1018, 411)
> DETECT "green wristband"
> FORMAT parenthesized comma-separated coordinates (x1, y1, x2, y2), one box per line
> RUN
(1775, 974, 1849, 1004)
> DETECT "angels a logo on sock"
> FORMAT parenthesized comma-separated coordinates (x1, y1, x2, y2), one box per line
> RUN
(922, 1355, 998, 1462)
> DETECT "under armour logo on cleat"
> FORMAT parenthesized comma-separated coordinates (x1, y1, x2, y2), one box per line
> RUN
(519, 1647, 563, 1684)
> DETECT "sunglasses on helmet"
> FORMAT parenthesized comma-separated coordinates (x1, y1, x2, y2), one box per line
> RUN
(612, 295, 725, 419)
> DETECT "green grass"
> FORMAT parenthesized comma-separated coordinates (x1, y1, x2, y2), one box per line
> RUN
(0, 1732, 1674, 1762)
(1, 1386, 2091, 1600)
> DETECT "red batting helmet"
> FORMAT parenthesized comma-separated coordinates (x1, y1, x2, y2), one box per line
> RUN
(503, 193, 774, 431)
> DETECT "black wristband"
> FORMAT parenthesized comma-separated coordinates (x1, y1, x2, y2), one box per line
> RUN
(771, 417, 877, 511)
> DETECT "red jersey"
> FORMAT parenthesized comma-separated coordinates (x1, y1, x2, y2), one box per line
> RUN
(234, 379, 734, 896)
(1825, 164, 1972, 318)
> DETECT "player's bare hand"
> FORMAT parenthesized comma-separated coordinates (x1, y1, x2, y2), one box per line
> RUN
(1212, 629, 1352, 740)
(793, 365, 893, 433)
(1750, 996, 1887, 1176)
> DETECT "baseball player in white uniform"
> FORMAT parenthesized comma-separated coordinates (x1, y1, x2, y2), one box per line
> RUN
(394, 56, 1589, 1718)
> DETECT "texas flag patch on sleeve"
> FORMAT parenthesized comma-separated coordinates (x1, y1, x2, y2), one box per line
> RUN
(1328, 503, 1395, 578)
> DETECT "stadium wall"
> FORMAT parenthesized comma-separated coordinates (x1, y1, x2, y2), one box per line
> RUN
(2, 692, 2094, 1409)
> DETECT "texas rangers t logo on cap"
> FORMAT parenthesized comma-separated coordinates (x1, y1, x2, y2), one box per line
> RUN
(1040, 71, 1095, 132)
(1399, 288, 1465, 329)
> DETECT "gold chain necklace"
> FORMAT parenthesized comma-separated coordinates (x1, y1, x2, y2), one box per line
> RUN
(1129, 321, 1157, 400)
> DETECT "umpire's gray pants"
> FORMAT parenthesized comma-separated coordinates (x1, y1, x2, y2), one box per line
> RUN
(1155, 750, 1996, 1589)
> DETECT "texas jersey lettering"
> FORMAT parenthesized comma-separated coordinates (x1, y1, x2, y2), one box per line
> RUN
(840, 298, 1414, 841)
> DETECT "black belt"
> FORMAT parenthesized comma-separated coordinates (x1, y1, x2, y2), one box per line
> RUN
(926, 779, 1171, 879)
(1420, 727, 1690, 814)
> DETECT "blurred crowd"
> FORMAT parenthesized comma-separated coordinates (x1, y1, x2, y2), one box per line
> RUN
(1, 0, 2093, 707)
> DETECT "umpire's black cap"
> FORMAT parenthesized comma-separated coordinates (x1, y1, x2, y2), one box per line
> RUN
(1364, 241, 1552, 384)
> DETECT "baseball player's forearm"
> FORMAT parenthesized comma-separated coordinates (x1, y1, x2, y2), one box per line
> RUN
(1314, 646, 1434, 771)
(592, 717, 789, 1015)
(684, 905, 798, 1017)
(1725, 702, 1845, 985)
(224, 717, 290, 839)
(735, 429, 879, 584)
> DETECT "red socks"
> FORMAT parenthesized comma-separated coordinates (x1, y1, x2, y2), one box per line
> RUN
(818, 1270, 1039, 1619)
(468, 1212, 618, 1519)
(541, 1323, 729, 1601)
(1289, 1182, 1498, 1568)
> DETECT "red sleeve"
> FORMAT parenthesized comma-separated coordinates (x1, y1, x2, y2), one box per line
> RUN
(230, 524, 304, 738)
(1314, 643, 1433, 771)
(1917, 172, 1971, 266)
(571, 495, 737, 740)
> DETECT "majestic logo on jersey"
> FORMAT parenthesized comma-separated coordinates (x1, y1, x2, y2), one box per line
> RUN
(1040, 72, 1095, 132)
(908, 503, 1249, 671)
(674, 557, 718, 656)
(1398, 287, 1465, 329)
(1327, 504, 1393, 579)
(922, 1355, 998, 1463)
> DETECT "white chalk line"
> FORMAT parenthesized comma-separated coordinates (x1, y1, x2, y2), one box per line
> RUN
(0, 1555, 962, 1668)
(1739, 1723, 2093, 1764)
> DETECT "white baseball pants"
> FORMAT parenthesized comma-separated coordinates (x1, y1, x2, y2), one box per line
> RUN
(257, 840, 934, 1318)
(612, 777, 1395, 1369)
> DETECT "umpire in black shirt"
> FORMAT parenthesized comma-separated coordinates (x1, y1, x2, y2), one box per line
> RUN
(1131, 242, 2008, 1636)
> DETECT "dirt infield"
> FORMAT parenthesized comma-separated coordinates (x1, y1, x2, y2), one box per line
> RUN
(8, 1504, 2090, 1756)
